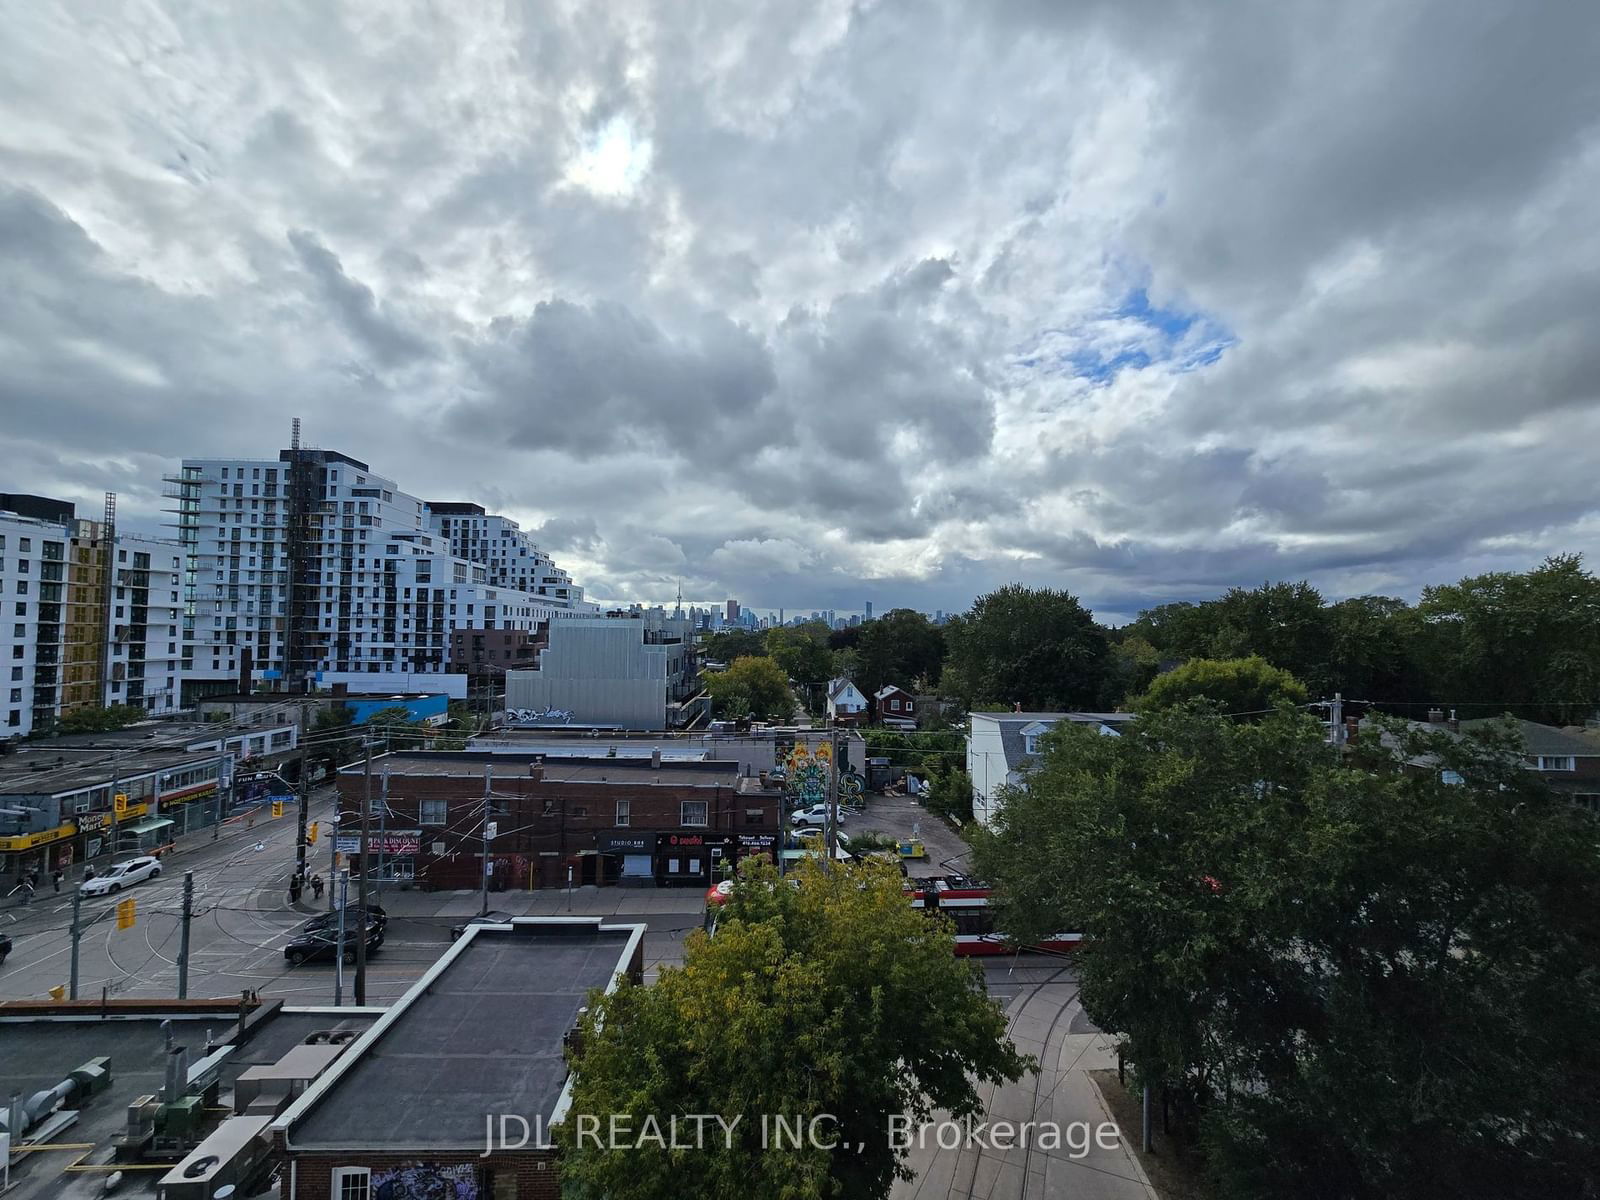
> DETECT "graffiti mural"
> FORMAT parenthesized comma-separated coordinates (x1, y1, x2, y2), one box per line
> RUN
(505, 706, 575, 725)
(371, 1162, 479, 1200)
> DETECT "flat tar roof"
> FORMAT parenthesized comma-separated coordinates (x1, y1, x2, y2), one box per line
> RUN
(287, 923, 639, 1149)
(344, 752, 742, 788)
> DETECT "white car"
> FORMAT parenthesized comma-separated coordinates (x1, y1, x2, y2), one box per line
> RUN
(790, 804, 834, 828)
(81, 857, 162, 896)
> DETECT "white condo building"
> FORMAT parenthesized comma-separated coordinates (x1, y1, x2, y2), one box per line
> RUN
(167, 447, 597, 699)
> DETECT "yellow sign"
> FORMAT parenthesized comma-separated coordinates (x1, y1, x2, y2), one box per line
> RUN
(307, 821, 318, 844)
(116, 898, 136, 930)
(271, 800, 285, 819)
(0, 823, 76, 852)
(114, 793, 129, 817)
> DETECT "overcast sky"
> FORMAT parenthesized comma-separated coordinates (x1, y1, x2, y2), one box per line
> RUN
(3, 2, 1597, 621)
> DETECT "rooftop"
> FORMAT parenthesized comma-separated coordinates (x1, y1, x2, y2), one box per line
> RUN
(283, 919, 642, 1150)
(344, 750, 745, 788)
(0, 1002, 377, 1200)
(0, 745, 219, 796)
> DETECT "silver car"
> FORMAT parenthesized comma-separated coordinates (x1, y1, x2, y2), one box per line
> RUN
(80, 856, 163, 896)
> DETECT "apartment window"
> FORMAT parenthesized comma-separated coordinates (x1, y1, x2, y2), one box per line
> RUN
(8, 689, 19, 703)
(9, 667, 20, 680)
(11, 624, 21, 637)
(18, 538, 29, 552)
(331, 1169, 371, 1200)
(420, 798, 446, 825)
(681, 801, 708, 828)
(745, 807, 765, 825)
(889, 698, 900, 711)
(615, 798, 630, 826)
(6, 711, 17, 727)
(1537, 756, 1575, 772)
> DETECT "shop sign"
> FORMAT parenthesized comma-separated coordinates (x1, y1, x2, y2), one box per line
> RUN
(0, 823, 77, 852)
(665, 833, 705, 848)
(737, 834, 777, 849)
(598, 833, 657, 854)
(335, 832, 422, 855)
(77, 813, 108, 834)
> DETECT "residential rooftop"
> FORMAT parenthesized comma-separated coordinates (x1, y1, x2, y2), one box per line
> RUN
(342, 750, 749, 789)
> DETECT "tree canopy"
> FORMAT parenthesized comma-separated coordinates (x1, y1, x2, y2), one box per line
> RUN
(55, 703, 144, 734)
(854, 608, 945, 696)
(972, 706, 1600, 1198)
(703, 655, 793, 721)
(1136, 655, 1308, 715)
(942, 584, 1109, 710)
(559, 859, 1029, 1199)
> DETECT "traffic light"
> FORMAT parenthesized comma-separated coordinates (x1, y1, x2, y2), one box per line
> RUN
(116, 898, 136, 929)
(271, 800, 285, 819)
(307, 821, 319, 844)
(114, 793, 129, 817)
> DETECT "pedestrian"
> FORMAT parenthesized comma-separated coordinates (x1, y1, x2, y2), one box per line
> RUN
(84, 863, 97, 882)
(288, 873, 303, 905)
(52, 868, 62, 893)
(310, 874, 325, 901)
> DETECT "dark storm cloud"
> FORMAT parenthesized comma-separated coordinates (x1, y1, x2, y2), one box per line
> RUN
(1, 0, 1596, 616)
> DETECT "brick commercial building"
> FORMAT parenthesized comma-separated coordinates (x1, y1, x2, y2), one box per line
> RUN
(335, 751, 782, 890)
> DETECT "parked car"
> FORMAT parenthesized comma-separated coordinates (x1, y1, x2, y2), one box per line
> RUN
(79, 857, 162, 897)
(450, 910, 515, 940)
(284, 925, 382, 966)
(790, 804, 837, 828)
(0, 932, 11, 964)
(792, 828, 850, 849)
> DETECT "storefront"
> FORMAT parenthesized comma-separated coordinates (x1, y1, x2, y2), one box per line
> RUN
(654, 832, 735, 886)
(0, 822, 78, 884)
(736, 833, 778, 867)
(336, 830, 422, 884)
(119, 816, 176, 853)
(157, 783, 222, 837)
(597, 832, 656, 885)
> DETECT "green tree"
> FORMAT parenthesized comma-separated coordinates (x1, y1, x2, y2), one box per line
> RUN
(830, 647, 861, 684)
(704, 656, 793, 721)
(923, 765, 974, 824)
(55, 703, 144, 734)
(973, 706, 1600, 1199)
(855, 609, 945, 697)
(559, 859, 1029, 1199)
(1414, 553, 1600, 724)
(702, 628, 767, 663)
(1136, 655, 1308, 715)
(765, 625, 835, 708)
(1101, 632, 1161, 707)
(943, 584, 1110, 710)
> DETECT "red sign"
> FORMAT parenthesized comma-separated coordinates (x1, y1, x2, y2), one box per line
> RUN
(668, 834, 704, 847)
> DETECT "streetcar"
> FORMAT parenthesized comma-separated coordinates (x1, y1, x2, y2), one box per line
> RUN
(908, 875, 1082, 956)
(702, 876, 1080, 956)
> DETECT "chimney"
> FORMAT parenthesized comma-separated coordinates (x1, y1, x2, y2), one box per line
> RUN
(651, 749, 662, 769)
(1447, 708, 1460, 734)
(1427, 708, 1446, 725)
(527, 762, 544, 782)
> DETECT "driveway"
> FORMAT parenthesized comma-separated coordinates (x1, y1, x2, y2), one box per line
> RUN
(850, 788, 974, 879)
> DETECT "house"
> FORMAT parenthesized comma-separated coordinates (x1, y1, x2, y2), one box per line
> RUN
(826, 678, 868, 724)
(874, 685, 918, 728)
(1356, 710, 1600, 813)
(274, 917, 645, 1200)
(967, 711, 1135, 828)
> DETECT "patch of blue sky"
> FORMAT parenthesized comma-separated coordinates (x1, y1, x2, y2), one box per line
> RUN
(1015, 285, 1236, 385)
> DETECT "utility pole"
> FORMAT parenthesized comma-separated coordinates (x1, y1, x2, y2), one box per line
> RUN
(107, 751, 121, 861)
(212, 753, 226, 841)
(294, 704, 311, 879)
(177, 871, 193, 999)
(480, 763, 492, 917)
(824, 727, 841, 873)
(354, 740, 372, 1005)
(1329, 692, 1344, 745)
(69, 885, 82, 1000)
(334, 869, 348, 1006)
(376, 767, 389, 900)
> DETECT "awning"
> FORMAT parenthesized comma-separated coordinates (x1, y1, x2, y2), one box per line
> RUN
(122, 817, 175, 835)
